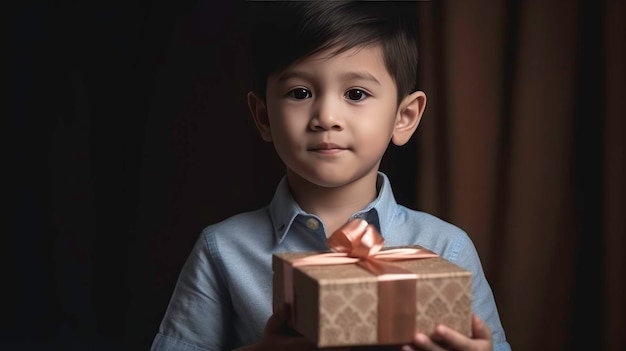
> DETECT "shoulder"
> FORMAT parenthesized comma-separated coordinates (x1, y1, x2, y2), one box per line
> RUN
(198, 206, 274, 249)
(388, 205, 466, 241)
(204, 206, 272, 233)
(385, 205, 475, 261)
(397, 206, 463, 233)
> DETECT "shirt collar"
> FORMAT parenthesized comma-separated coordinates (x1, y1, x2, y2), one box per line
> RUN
(269, 172, 399, 245)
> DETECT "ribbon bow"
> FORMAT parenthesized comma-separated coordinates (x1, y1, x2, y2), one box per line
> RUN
(291, 218, 439, 273)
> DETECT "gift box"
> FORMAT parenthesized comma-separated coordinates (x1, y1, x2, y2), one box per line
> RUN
(272, 220, 472, 347)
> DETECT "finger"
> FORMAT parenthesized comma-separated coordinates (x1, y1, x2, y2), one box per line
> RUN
(471, 314, 492, 341)
(357, 346, 404, 351)
(430, 325, 466, 349)
(430, 316, 493, 351)
(264, 304, 289, 333)
(412, 332, 447, 351)
(282, 337, 317, 350)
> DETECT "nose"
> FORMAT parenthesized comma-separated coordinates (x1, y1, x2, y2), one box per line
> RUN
(309, 96, 343, 131)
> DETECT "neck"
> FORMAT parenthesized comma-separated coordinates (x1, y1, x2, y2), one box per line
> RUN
(286, 171, 379, 236)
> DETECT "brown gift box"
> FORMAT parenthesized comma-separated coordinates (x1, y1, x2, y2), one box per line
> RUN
(273, 248, 472, 347)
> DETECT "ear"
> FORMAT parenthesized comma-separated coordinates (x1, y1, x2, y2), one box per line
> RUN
(247, 91, 273, 142)
(391, 90, 427, 146)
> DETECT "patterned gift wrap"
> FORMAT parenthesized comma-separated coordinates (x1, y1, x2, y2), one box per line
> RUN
(273, 249, 472, 347)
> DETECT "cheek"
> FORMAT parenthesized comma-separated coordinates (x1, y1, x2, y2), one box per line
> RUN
(269, 111, 304, 144)
(354, 111, 396, 139)
(273, 104, 309, 128)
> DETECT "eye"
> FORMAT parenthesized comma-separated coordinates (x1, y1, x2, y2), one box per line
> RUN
(288, 88, 312, 100)
(345, 89, 369, 101)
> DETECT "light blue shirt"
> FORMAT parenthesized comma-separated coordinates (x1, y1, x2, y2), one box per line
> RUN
(151, 172, 511, 351)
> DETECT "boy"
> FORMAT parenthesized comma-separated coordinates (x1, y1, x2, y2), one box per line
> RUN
(151, 2, 511, 351)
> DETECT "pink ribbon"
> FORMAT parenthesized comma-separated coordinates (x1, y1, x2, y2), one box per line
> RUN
(291, 218, 439, 269)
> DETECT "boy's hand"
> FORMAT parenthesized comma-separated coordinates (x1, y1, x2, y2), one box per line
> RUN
(242, 309, 491, 351)
(246, 304, 317, 351)
(405, 314, 492, 351)
(235, 304, 351, 351)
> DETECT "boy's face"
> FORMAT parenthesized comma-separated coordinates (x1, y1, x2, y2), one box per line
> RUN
(250, 44, 423, 189)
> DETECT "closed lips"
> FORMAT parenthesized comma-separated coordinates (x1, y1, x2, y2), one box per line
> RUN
(309, 143, 347, 151)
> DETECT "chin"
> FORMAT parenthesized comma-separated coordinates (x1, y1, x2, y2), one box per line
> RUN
(303, 171, 362, 189)
(288, 164, 374, 189)
(311, 179, 349, 189)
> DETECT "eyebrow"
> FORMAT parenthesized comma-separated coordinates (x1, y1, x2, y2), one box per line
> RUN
(338, 71, 382, 86)
(276, 70, 382, 86)
(275, 70, 313, 83)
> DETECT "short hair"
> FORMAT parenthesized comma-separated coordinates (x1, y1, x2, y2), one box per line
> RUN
(246, 1, 420, 104)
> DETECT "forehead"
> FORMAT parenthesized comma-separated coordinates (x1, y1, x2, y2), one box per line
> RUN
(270, 44, 392, 84)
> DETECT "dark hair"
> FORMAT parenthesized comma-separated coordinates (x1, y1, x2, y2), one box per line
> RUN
(246, 1, 420, 104)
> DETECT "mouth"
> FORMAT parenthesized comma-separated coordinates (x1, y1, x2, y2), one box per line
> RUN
(308, 142, 348, 153)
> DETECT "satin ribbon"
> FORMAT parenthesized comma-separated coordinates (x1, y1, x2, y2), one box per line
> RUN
(282, 218, 439, 344)
(291, 218, 439, 268)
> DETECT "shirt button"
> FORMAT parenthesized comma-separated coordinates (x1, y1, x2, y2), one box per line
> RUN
(306, 218, 319, 230)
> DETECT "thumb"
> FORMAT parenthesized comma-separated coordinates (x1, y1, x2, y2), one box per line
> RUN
(265, 304, 290, 334)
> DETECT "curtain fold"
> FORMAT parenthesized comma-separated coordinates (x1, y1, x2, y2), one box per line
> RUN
(416, 1, 625, 350)
(603, 1, 626, 350)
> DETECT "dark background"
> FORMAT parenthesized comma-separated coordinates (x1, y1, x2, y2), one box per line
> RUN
(6, 1, 416, 350)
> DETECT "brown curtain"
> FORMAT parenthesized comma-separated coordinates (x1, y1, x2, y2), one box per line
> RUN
(414, 1, 625, 350)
